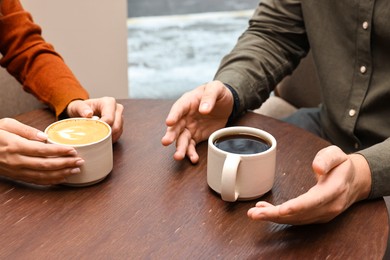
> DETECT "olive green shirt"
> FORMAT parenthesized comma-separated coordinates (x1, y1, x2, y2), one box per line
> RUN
(214, 0, 390, 199)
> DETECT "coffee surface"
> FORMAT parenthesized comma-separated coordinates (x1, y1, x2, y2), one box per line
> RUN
(214, 134, 271, 154)
(47, 119, 110, 145)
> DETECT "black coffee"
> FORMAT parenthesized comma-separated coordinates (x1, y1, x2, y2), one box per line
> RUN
(213, 134, 271, 154)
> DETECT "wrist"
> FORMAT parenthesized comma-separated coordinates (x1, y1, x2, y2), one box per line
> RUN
(350, 153, 372, 201)
(58, 107, 69, 120)
(223, 83, 240, 124)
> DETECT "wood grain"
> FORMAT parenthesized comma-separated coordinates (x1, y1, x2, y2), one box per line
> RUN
(0, 99, 386, 259)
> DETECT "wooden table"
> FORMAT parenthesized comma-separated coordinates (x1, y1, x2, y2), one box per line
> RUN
(1, 99, 388, 259)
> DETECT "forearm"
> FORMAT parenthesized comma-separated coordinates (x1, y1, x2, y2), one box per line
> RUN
(214, 0, 309, 114)
(0, 0, 89, 117)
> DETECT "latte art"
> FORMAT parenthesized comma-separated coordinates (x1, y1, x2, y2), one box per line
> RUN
(46, 119, 110, 145)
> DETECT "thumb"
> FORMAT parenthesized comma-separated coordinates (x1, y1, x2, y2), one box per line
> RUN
(199, 81, 224, 114)
(67, 100, 93, 118)
(0, 118, 47, 142)
(312, 145, 348, 175)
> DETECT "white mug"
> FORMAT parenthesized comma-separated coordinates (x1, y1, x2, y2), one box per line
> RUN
(207, 126, 277, 202)
(45, 117, 113, 186)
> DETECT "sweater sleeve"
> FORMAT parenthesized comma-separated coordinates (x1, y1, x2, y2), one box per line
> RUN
(0, 0, 89, 117)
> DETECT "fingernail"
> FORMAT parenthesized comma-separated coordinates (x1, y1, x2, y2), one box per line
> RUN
(70, 168, 81, 174)
(84, 109, 93, 117)
(200, 102, 209, 111)
(37, 131, 47, 141)
(75, 159, 85, 166)
(68, 150, 78, 156)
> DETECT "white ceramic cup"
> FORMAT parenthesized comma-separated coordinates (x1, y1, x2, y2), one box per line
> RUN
(45, 117, 113, 186)
(207, 126, 277, 202)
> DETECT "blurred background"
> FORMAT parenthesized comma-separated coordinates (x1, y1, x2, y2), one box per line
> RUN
(0, 0, 259, 117)
(127, 0, 259, 98)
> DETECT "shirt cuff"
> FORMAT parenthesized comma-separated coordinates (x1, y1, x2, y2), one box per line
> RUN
(224, 83, 241, 124)
(357, 139, 390, 199)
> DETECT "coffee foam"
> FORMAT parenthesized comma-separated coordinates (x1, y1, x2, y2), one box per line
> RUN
(46, 119, 110, 145)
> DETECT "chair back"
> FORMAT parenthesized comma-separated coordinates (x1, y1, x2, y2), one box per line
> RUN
(0, 67, 43, 118)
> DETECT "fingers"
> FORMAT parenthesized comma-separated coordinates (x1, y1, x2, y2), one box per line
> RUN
(247, 201, 313, 225)
(67, 98, 124, 143)
(161, 118, 187, 146)
(7, 134, 77, 157)
(165, 81, 226, 126)
(162, 80, 229, 141)
(67, 99, 94, 118)
(172, 129, 190, 161)
(162, 81, 232, 163)
(4, 166, 82, 185)
(247, 197, 325, 225)
(162, 123, 199, 163)
(247, 176, 344, 225)
(0, 118, 47, 142)
(198, 80, 227, 114)
(247, 147, 358, 225)
(93, 97, 118, 127)
(0, 141, 84, 185)
(173, 128, 199, 163)
(10, 154, 84, 172)
(165, 91, 195, 127)
(0, 136, 83, 168)
(312, 145, 348, 175)
(247, 201, 278, 220)
(110, 103, 124, 143)
(67, 97, 116, 123)
(186, 139, 199, 163)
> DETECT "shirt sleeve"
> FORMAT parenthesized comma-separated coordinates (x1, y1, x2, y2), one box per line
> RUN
(0, 0, 89, 117)
(357, 139, 390, 199)
(214, 0, 309, 116)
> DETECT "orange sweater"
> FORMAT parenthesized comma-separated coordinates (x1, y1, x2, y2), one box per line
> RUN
(0, 0, 89, 117)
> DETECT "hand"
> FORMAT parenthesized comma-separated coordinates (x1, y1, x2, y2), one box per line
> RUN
(66, 97, 124, 143)
(161, 80, 234, 163)
(0, 118, 84, 185)
(247, 145, 372, 225)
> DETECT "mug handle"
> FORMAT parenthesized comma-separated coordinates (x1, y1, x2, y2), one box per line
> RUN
(221, 154, 241, 202)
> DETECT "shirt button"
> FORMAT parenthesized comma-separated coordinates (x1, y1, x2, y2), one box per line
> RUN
(349, 109, 356, 117)
(354, 143, 359, 149)
(362, 21, 369, 30)
(360, 66, 367, 74)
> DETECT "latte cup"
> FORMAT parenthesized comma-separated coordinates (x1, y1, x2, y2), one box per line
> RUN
(207, 126, 277, 202)
(45, 117, 113, 186)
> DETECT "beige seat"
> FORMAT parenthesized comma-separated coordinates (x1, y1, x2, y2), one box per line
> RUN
(0, 67, 44, 118)
(254, 51, 321, 119)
